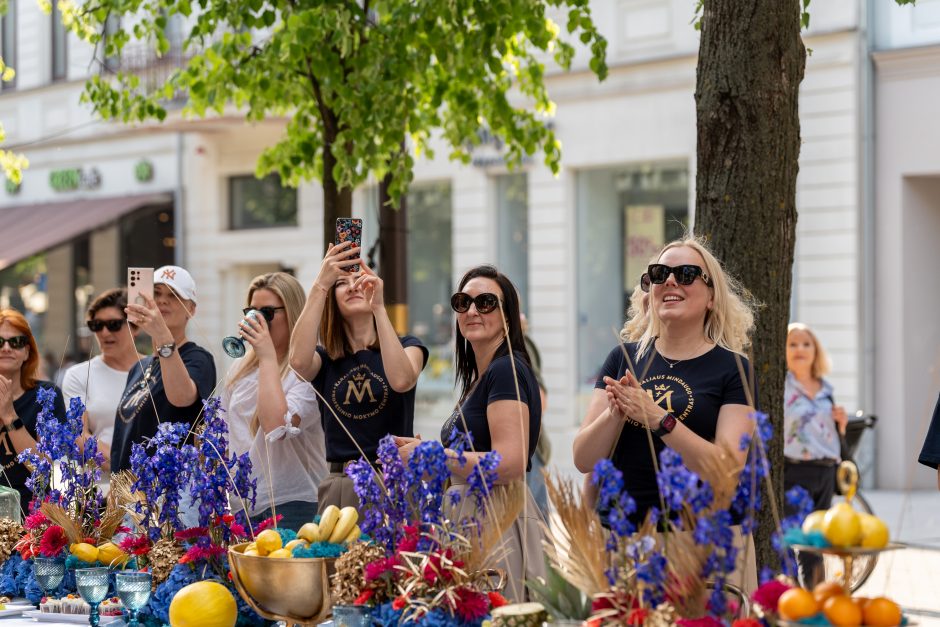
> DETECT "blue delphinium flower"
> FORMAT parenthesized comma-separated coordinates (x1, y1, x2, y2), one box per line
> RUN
(130, 422, 198, 539)
(465, 449, 501, 510)
(407, 440, 450, 527)
(377, 435, 411, 539)
(592, 459, 637, 539)
(636, 551, 668, 605)
(347, 457, 388, 548)
(656, 448, 714, 517)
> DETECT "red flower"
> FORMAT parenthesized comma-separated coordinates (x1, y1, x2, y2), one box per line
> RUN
(174, 527, 209, 541)
(221, 514, 235, 524)
(364, 558, 397, 582)
(732, 619, 763, 627)
(452, 588, 489, 621)
(627, 608, 649, 625)
(487, 591, 508, 609)
(228, 523, 247, 539)
(676, 618, 724, 627)
(118, 535, 151, 556)
(354, 590, 375, 606)
(256, 515, 283, 532)
(751, 579, 792, 611)
(39, 526, 68, 558)
(391, 595, 408, 611)
(24, 511, 48, 530)
(179, 543, 226, 564)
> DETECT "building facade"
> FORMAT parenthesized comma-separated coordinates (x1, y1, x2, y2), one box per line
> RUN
(0, 0, 935, 488)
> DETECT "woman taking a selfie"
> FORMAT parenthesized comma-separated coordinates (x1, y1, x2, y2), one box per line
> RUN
(222, 272, 326, 529)
(572, 237, 757, 589)
(290, 241, 428, 511)
(0, 309, 66, 511)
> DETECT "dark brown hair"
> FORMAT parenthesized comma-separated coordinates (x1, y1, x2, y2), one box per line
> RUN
(87, 288, 128, 320)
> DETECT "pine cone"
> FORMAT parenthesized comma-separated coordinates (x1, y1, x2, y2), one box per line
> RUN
(0, 519, 24, 564)
(330, 542, 386, 604)
(149, 537, 184, 586)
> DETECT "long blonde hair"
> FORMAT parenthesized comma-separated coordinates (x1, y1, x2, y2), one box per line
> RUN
(620, 281, 649, 342)
(787, 322, 831, 380)
(636, 237, 756, 357)
(226, 272, 306, 434)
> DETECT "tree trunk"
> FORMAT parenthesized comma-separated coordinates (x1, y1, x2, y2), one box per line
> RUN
(321, 139, 353, 251)
(379, 173, 409, 335)
(694, 0, 806, 573)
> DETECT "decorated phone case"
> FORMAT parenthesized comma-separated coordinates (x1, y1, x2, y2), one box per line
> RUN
(335, 218, 363, 272)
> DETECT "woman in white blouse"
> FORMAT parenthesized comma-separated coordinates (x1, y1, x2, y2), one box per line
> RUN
(221, 272, 326, 529)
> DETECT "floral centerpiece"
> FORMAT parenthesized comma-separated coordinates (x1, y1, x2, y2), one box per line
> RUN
(331, 432, 514, 625)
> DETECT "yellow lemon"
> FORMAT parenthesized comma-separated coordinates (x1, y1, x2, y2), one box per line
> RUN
(70, 542, 100, 564)
(267, 548, 293, 559)
(802, 510, 827, 535)
(255, 529, 282, 556)
(284, 539, 307, 552)
(822, 502, 863, 548)
(859, 513, 889, 549)
(244, 542, 257, 552)
(96, 542, 129, 567)
(243, 548, 260, 557)
(169, 581, 237, 627)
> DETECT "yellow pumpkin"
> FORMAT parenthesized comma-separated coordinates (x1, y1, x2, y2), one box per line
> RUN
(169, 581, 237, 627)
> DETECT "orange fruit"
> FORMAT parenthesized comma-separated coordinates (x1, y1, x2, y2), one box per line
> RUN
(813, 580, 846, 605)
(778, 588, 819, 620)
(863, 597, 902, 627)
(851, 596, 870, 613)
(823, 595, 863, 626)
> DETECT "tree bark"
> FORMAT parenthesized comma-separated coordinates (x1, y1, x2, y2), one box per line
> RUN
(379, 173, 409, 335)
(321, 140, 353, 251)
(694, 0, 805, 573)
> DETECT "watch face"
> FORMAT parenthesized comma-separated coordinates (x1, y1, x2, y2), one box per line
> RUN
(663, 414, 677, 431)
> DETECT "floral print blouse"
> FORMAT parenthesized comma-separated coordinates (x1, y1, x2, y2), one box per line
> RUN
(783, 371, 841, 461)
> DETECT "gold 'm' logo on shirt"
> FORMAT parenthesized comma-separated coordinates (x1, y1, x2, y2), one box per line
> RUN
(332, 365, 389, 420)
(625, 374, 694, 429)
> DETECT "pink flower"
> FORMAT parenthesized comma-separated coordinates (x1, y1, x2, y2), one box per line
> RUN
(24, 511, 48, 530)
(676, 618, 724, 627)
(118, 535, 151, 556)
(179, 543, 226, 564)
(751, 579, 792, 611)
(174, 527, 209, 541)
(256, 515, 282, 532)
(38, 526, 68, 557)
(452, 587, 488, 621)
(364, 558, 397, 582)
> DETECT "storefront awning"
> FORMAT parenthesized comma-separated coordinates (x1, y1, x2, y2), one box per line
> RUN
(0, 193, 173, 271)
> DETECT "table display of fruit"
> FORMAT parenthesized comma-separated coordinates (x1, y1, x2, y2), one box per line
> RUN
(771, 580, 905, 626)
(237, 506, 362, 559)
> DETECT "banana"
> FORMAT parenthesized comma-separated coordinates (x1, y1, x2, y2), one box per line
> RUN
(317, 506, 340, 542)
(297, 522, 319, 543)
(328, 507, 359, 543)
(285, 539, 308, 551)
(343, 525, 362, 544)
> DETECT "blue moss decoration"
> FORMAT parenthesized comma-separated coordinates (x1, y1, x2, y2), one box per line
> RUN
(0, 554, 24, 597)
(292, 542, 344, 559)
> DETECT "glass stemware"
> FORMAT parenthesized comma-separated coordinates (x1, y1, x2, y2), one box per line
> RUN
(32, 558, 65, 599)
(114, 572, 151, 626)
(74, 567, 109, 627)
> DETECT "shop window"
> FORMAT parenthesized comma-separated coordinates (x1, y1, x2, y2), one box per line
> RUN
(576, 163, 689, 392)
(228, 173, 298, 230)
(495, 173, 529, 313)
(120, 203, 176, 270)
(51, 1, 67, 82)
(1, 0, 16, 90)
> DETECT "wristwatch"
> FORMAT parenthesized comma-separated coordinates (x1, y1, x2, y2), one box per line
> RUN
(652, 412, 677, 438)
(156, 342, 177, 358)
(4, 417, 24, 432)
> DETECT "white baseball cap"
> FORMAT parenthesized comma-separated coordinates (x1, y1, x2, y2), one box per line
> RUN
(154, 266, 197, 304)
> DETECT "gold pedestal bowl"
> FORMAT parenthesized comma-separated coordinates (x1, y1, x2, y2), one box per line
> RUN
(228, 542, 336, 626)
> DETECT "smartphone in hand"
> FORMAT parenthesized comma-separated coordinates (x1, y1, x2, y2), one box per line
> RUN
(127, 267, 154, 306)
(335, 218, 363, 272)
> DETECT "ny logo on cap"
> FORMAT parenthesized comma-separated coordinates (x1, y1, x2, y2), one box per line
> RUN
(161, 269, 177, 280)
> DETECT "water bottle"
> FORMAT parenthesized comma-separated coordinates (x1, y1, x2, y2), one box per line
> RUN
(222, 309, 260, 358)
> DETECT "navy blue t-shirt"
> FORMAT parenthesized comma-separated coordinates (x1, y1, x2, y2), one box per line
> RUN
(111, 342, 216, 472)
(918, 392, 940, 470)
(3, 381, 67, 508)
(440, 352, 542, 471)
(313, 335, 428, 462)
(594, 342, 753, 518)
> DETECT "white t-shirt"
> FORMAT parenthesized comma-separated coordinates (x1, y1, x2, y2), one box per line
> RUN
(62, 356, 132, 446)
(221, 369, 326, 516)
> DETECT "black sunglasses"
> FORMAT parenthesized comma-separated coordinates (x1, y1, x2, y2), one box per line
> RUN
(87, 319, 126, 333)
(640, 273, 651, 293)
(0, 335, 28, 349)
(450, 292, 500, 314)
(647, 264, 712, 287)
(243, 306, 285, 322)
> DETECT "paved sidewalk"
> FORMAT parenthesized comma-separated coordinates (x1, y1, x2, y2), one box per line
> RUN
(854, 490, 940, 625)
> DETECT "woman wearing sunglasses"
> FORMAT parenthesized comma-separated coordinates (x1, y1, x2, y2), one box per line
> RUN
(573, 237, 758, 589)
(221, 272, 326, 529)
(0, 309, 67, 511)
(290, 241, 428, 512)
(399, 265, 545, 602)
(61, 289, 142, 478)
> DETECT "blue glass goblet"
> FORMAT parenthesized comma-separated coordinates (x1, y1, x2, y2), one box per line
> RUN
(32, 558, 65, 600)
(115, 572, 151, 626)
(74, 567, 109, 627)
